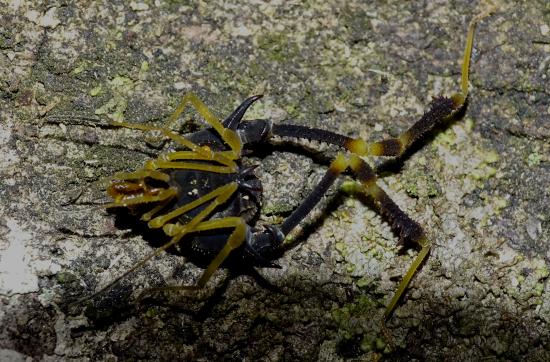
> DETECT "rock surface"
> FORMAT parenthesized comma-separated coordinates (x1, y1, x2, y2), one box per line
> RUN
(1, 0, 549, 360)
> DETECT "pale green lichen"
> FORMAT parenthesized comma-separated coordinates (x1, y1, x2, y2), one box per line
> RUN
(431, 118, 500, 195)
(473, 194, 509, 227)
(256, 32, 300, 63)
(95, 75, 136, 122)
(468, 149, 499, 181)
(90, 85, 102, 96)
(72, 59, 93, 75)
(402, 168, 440, 198)
(356, 275, 374, 288)
(139, 60, 149, 78)
(331, 295, 389, 353)
(327, 196, 398, 307)
(505, 258, 549, 305)
(527, 152, 542, 167)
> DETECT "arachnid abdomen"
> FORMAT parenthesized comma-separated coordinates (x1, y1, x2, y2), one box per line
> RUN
(167, 165, 262, 261)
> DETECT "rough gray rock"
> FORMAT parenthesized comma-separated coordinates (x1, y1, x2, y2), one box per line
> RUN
(1, 0, 549, 360)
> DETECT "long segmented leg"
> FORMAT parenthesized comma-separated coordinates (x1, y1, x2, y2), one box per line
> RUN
(166, 92, 244, 155)
(113, 92, 244, 158)
(111, 107, 227, 168)
(72, 181, 239, 305)
(106, 187, 178, 208)
(111, 169, 171, 183)
(350, 9, 493, 158)
(110, 92, 262, 174)
(145, 159, 236, 174)
(139, 217, 249, 299)
(137, 177, 237, 225)
(112, 119, 212, 158)
(273, 8, 493, 159)
(184, 217, 248, 289)
(147, 182, 238, 229)
(273, 153, 426, 317)
(347, 155, 430, 319)
(111, 118, 238, 171)
(268, 10, 493, 317)
(140, 196, 175, 222)
(144, 150, 240, 173)
(80, 93, 265, 306)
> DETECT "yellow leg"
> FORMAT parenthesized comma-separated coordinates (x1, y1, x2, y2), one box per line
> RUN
(112, 120, 235, 168)
(193, 217, 248, 288)
(106, 187, 177, 208)
(170, 92, 243, 155)
(158, 150, 238, 163)
(110, 91, 247, 168)
(171, 217, 247, 290)
(138, 217, 248, 300)
(148, 182, 238, 229)
(132, 91, 243, 159)
(111, 120, 206, 156)
(144, 159, 236, 174)
(111, 169, 170, 182)
(459, 2, 496, 100)
(347, 155, 430, 318)
(345, 8, 494, 159)
(141, 196, 174, 222)
(142, 149, 239, 174)
(384, 241, 431, 319)
(76, 179, 238, 305)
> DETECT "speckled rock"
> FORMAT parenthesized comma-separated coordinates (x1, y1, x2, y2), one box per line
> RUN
(1, 0, 549, 360)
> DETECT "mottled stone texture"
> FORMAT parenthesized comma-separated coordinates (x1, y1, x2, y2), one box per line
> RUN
(1, 0, 549, 360)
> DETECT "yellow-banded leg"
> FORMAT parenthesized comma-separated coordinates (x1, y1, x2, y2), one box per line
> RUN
(139, 217, 249, 299)
(164, 92, 243, 155)
(110, 92, 243, 169)
(343, 10, 493, 316)
(74, 181, 239, 305)
(270, 10, 493, 317)
(277, 153, 430, 318)
(274, 4, 487, 156)
(345, 8, 493, 159)
(347, 155, 430, 319)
